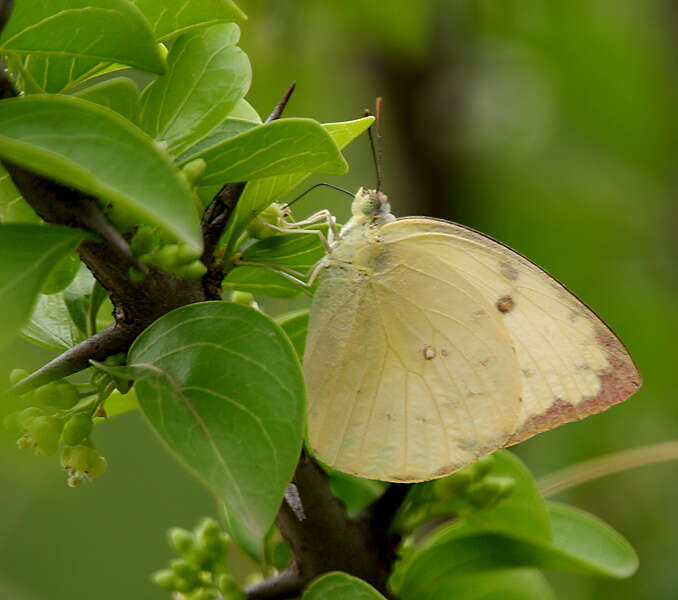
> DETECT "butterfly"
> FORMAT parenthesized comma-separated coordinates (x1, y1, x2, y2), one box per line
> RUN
(302, 187, 641, 482)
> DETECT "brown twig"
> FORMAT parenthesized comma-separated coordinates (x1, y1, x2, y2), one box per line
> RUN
(265, 81, 296, 123)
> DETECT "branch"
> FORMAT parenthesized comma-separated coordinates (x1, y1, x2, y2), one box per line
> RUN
(362, 483, 411, 534)
(8, 323, 136, 396)
(245, 571, 303, 600)
(266, 81, 296, 123)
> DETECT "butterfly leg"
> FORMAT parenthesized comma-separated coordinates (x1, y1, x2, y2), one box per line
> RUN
(232, 257, 327, 290)
(257, 209, 339, 251)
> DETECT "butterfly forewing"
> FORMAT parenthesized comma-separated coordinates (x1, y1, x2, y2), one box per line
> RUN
(381, 218, 641, 446)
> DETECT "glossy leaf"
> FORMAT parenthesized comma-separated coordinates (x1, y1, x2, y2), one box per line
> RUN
(62, 265, 98, 336)
(417, 569, 556, 600)
(276, 310, 310, 359)
(547, 502, 638, 579)
(0, 224, 90, 348)
(0, 164, 36, 223)
(187, 118, 348, 190)
(220, 500, 265, 563)
(21, 293, 83, 351)
(303, 572, 386, 600)
(222, 267, 304, 298)
(128, 301, 305, 538)
(222, 116, 373, 256)
(74, 77, 141, 123)
(391, 503, 637, 599)
(0, 0, 165, 93)
(130, 0, 246, 42)
(0, 96, 202, 253)
(139, 24, 251, 155)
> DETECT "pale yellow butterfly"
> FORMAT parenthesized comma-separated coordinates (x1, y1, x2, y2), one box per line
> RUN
(302, 187, 641, 483)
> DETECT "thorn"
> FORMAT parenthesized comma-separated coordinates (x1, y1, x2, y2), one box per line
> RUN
(266, 81, 297, 123)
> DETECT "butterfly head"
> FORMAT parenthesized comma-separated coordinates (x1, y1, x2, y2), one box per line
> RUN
(352, 187, 391, 220)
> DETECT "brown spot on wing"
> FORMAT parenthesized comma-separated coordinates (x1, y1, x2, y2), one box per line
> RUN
(496, 296, 515, 313)
(423, 346, 437, 360)
(506, 323, 641, 445)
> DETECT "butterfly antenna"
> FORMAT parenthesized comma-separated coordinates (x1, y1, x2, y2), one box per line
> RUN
(364, 98, 384, 192)
(284, 182, 354, 210)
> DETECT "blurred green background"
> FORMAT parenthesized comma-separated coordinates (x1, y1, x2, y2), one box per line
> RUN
(1, 1, 677, 598)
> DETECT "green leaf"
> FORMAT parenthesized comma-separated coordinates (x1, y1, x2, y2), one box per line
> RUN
(130, 0, 246, 42)
(417, 569, 556, 600)
(0, 95, 202, 253)
(222, 116, 373, 256)
(547, 502, 638, 579)
(276, 310, 309, 359)
(139, 24, 251, 155)
(467, 451, 551, 541)
(229, 99, 261, 123)
(0, 223, 90, 348)
(221, 267, 304, 299)
(220, 500, 265, 564)
(186, 118, 348, 190)
(178, 119, 259, 166)
(62, 265, 97, 336)
(74, 77, 141, 123)
(0, 164, 36, 223)
(303, 572, 386, 600)
(222, 228, 327, 298)
(0, 0, 166, 93)
(21, 292, 84, 351)
(391, 502, 637, 599)
(128, 301, 305, 538)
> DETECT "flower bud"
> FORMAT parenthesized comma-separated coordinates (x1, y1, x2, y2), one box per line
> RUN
(247, 203, 285, 240)
(61, 414, 93, 445)
(27, 416, 62, 456)
(9, 368, 29, 386)
(169, 527, 196, 556)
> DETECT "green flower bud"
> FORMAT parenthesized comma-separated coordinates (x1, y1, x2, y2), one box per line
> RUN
(152, 569, 180, 591)
(62, 414, 93, 445)
(181, 159, 207, 187)
(169, 527, 196, 556)
(170, 558, 199, 588)
(41, 253, 80, 295)
(467, 476, 513, 508)
(16, 406, 44, 429)
(85, 448, 108, 478)
(433, 468, 474, 501)
(196, 517, 221, 544)
(174, 260, 207, 279)
(469, 454, 495, 481)
(61, 444, 91, 472)
(247, 203, 285, 240)
(230, 291, 255, 306)
(54, 381, 80, 409)
(176, 243, 201, 265)
(9, 368, 29, 386)
(27, 416, 62, 456)
(218, 574, 245, 600)
(154, 244, 181, 270)
(3, 412, 21, 433)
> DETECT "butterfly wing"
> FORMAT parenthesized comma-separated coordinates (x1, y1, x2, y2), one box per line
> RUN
(303, 234, 523, 482)
(380, 218, 641, 447)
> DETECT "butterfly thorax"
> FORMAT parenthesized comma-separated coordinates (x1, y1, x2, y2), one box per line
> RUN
(323, 187, 396, 271)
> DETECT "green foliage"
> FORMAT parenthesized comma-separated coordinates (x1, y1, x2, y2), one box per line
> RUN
(389, 452, 637, 599)
(127, 302, 305, 539)
(302, 572, 386, 599)
(0, 0, 166, 93)
(0, 96, 203, 253)
(139, 23, 251, 155)
(0, 223, 90, 348)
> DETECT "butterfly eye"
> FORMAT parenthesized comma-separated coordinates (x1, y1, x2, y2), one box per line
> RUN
(358, 190, 389, 217)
